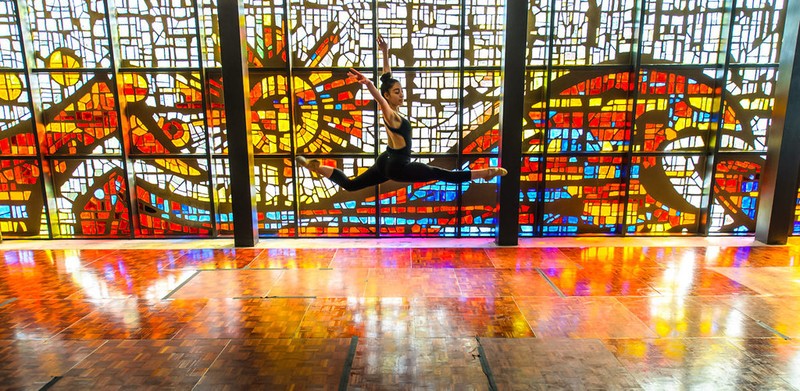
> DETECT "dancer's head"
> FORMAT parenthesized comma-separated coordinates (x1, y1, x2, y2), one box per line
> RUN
(380, 73, 404, 107)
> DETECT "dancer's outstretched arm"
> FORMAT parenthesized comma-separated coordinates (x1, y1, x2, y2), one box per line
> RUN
(347, 68, 400, 126)
(377, 34, 391, 75)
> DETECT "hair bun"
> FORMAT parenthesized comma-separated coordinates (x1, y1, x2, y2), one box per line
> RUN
(380, 72, 393, 84)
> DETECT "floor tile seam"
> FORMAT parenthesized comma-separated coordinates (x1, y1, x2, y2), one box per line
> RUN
(510, 296, 538, 338)
(179, 338, 232, 391)
(605, 296, 662, 339)
(44, 339, 110, 384)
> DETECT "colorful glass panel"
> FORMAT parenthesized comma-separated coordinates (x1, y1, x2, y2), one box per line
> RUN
(731, 0, 786, 64)
(133, 158, 212, 237)
(0, 159, 44, 237)
(378, 0, 461, 68)
(206, 70, 226, 154)
(464, 0, 504, 67)
(721, 67, 776, 151)
(460, 156, 502, 237)
(519, 156, 542, 237)
(794, 186, 800, 235)
(50, 159, 130, 237)
(552, 0, 636, 66)
(542, 155, 625, 235)
(0, 1, 24, 69)
(36, 72, 120, 155)
(199, 0, 221, 68)
(213, 157, 295, 237)
(626, 155, 704, 234)
(633, 68, 722, 152)
(290, 0, 373, 68)
(641, 0, 725, 64)
(292, 70, 375, 155)
(245, 0, 287, 68)
(526, 0, 550, 66)
(462, 71, 501, 155)
(523, 70, 548, 154)
(395, 71, 460, 154)
(709, 155, 762, 234)
(115, 0, 199, 68)
(120, 72, 206, 155)
(297, 157, 377, 237)
(547, 69, 633, 153)
(28, 0, 111, 69)
(377, 157, 460, 237)
(0, 72, 35, 156)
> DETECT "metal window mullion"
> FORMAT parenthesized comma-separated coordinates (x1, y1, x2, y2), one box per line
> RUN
(373, 0, 381, 238)
(535, 0, 558, 237)
(192, 0, 218, 238)
(285, 0, 301, 238)
(13, 0, 56, 239)
(456, 0, 467, 237)
(699, 0, 738, 235)
(618, 0, 648, 236)
(102, 0, 139, 239)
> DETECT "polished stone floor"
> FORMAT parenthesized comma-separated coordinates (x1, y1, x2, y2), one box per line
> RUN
(1, 237, 799, 390)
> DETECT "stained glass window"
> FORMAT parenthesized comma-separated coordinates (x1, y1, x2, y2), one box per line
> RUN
(523, 71, 548, 154)
(290, 0, 374, 68)
(632, 69, 721, 153)
(36, 72, 121, 155)
(120, 72, 206, 155)
(50, 159, 130, 237)
(552, 0, 636, 66)
(464, 0, 504, 67)
(0, 159, 44, 237)
(378, 0, 462, 68)
(626, 155, 704, 234)
(115, 0, 199, 68)
(730, 0, 786, 64)
(0, 72, 35, 156)
(518, 157, 542, 237)
(461, 157, 501, 237)
(133, 158, 212, 237)
(542, 155, 625, 235)
(527, 0, 551, 66)
(213, 157, 295, 237)
(709, 155, 762, 234)
(297, 157, 377, 237)
(292, 70, 375, 155)
(0, 1, 791, 239)
(0, 1, 24, 69)
(462, 71, 500, 155)
(721, 67, 776, 151)
(28, 0, 111, 69)
(547, 69, 633, 153)
(641, 0, 725, 64)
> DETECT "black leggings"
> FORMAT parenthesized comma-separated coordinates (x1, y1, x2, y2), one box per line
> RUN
(328, 151, 472, 192)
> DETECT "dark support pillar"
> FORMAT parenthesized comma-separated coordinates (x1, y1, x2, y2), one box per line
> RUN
(496, 0, 528, 246)
(218, 0, 258, 247)
(755, 0, 800, 245)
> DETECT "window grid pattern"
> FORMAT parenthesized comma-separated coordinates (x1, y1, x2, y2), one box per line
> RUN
(0, 0, 792, 238)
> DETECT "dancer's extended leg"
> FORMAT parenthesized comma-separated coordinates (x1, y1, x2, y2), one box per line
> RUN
(296, 156, 388, 192)
(389, 162, 507, 183)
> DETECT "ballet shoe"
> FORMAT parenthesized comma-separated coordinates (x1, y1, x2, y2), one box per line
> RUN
(487, 167, 508, 179)
(295, 156, 322, 178)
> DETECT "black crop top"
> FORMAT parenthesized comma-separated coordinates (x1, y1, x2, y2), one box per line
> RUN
(384, 117, 413, 156)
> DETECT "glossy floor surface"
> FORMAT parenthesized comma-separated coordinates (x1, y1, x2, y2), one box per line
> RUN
(1, 237, 799, 390)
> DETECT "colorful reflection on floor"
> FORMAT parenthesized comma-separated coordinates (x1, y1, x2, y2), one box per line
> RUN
(1, 239, 799, 389)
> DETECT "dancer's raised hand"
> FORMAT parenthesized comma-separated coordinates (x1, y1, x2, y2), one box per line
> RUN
(377, 34, 388, 53)
(347, 68, 371, 85)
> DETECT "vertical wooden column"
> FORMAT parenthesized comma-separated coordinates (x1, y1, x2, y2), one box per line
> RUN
(218, 0, 258, 246)
(755, 0, 800, 245)
(496, 0, 528, 246)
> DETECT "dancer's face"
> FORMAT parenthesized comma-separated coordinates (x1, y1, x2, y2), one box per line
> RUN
(384, 82, 404, 107)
